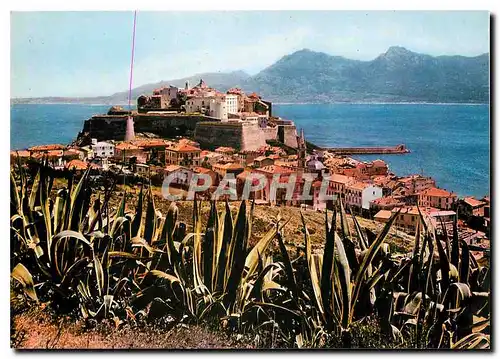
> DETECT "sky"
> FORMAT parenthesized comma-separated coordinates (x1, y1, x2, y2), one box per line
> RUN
(11, 11, 490, 98)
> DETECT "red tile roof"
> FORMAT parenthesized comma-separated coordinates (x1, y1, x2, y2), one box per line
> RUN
(193, 167, 214, 174)
(463, 197, 486, 208)
(29, 144, 65, 151)
(257, 165, 294, 175)
(164, 164, 184, 172)
(329, 174, 354, 185)
(215, 146, 235, 153)
(421, 187, 456, 198)
(171, 144, 201, 152)
(348, 181, 370, 191)
(65, 159, 96, 170)
(374, 210, 393, 220)
(10, 150, 30, 157)
(116, 142, 140, 150)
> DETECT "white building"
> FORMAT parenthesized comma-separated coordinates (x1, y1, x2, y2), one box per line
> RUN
(346, 182, 383, 210)
(225, 94, 239, 114)
(185, 97, 209, 113)
(91, 139, 115, 158)
(209, 97, 228, 120)
(185, 95, 227, 120)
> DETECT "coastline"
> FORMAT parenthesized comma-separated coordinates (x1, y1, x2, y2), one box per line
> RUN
(11, 101, 489, 106)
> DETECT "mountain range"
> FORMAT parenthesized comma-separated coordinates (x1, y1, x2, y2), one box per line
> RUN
(12, 46, 489, 104)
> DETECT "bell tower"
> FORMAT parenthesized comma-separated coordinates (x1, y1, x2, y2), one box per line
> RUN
(298, 129, 306, 169)
(125, 115, 135, 142)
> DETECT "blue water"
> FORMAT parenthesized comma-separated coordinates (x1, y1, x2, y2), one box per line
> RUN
(11, 103, 490, 198)
(10, 104, 111, 150)
(273, 104, 490, 199)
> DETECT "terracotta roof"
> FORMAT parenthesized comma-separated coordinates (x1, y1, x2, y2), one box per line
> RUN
(29, 144, 65, 151)
(116, 142, 140, 150)
(374, 210, 393, 220)
(463, 197, 486, 208)
(64, 148, 81, 155)
(32, 150, 63, 158)
(371, 196, 404, 206)
(430, 210, 457, 217)
(257, 165, 294, 175)
(65, 159, 95, 170)
(392, 206, 439, 216)
(193, 167, 214, 174)
(164, 165, 184, 172)
(348, 181, 370, 191)
(171, 144, 201, 152)
(215, 146, 235, 153)
(421, 187, 456, 198)
(329, 174, 354, 185)
(133, 139, 168, 148)
(219, 162, 244, 170)
(11, 150, 30, 157)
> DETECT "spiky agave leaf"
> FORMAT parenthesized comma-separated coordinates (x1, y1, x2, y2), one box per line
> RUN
(11, 263, 38, 302)
(349, 209, 400, 324)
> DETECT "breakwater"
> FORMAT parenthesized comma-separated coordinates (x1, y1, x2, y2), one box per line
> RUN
(322, 144, 410, 155)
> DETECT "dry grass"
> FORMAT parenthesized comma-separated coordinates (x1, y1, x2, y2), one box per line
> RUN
(12, 309, 254, 350)
(93, 182, 415, 255)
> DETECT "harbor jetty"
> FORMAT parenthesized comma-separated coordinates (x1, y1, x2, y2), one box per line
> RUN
(322, 144, 410, 155)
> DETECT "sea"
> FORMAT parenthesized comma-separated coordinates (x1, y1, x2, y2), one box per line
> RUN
(10, 103, 490, 199)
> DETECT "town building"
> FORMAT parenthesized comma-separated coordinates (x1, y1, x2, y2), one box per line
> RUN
(398, 174, 436, 195)
(328, 174, 355, 200)
(164, 165, 195, 188)
(114, 142, 146, 164)
(253, 156, 275, 168)
(418, 187, 457, 210)
(345, 181, 383, 212)
(165, 142, 201, 167)
(212, 162, 244, 179)
(215, 146, 236, 156)
(459, 197, 487, 217)
(91, 139, 115, 158)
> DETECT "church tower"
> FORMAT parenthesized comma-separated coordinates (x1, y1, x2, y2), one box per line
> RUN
(298, 129, 307, 169)
(125, 115, 135, 142)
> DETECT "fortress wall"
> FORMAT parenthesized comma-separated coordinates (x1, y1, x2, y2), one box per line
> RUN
(194, 122, 244, 150)
(261, 127, 279, 142)
(241, 123, 268, 151)
(281, 125, 299, 148)
(81, 114, 211, 141)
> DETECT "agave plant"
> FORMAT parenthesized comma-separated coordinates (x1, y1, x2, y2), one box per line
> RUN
(10, 161, 490, 349)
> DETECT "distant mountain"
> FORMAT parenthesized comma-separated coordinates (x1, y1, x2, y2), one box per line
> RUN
(107, 70, 250, 103)
(12, 47, 489, 104)
(242, 47, 489, 103)
(11, 71, 250, 105)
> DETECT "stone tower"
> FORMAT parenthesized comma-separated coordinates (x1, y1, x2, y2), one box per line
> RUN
(125, 115, 135, 142)
(298, 129, 306, 169)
